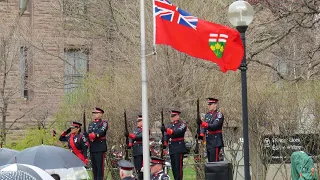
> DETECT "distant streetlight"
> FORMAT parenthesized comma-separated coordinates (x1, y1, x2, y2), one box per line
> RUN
(228, 1, 254, 180)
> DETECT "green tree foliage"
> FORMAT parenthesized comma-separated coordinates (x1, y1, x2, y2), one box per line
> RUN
(6, 128, 59, 151)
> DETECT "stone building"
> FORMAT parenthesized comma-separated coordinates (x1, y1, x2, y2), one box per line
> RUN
(0, 0, 109, 141)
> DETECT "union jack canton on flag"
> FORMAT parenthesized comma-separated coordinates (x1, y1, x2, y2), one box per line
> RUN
(154, 0, 198, 30)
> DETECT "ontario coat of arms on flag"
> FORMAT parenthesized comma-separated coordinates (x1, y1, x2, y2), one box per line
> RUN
(209, 34, 229, 58)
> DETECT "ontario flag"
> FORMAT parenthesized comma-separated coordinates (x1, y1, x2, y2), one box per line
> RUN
(154, 0, 244, 72)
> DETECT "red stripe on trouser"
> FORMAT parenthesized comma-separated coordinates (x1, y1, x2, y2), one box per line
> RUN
(102, 153, 105, 178)
(216, 147, 219, 161)
(180, 154, 183, 180)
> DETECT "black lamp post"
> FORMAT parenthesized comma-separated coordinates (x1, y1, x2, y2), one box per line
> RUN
(228, 1, 254, 180)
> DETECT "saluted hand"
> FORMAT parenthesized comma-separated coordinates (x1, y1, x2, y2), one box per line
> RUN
(65, 128, 71, 134)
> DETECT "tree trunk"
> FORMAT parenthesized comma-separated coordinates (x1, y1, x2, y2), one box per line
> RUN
(1, 104, 7, 145)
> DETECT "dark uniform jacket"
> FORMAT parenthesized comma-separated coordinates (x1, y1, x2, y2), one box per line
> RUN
(200, 110, 224, 150)
(129, 127, 143, 156)
(88, 119, 108, 153)
(151, 170, 170, 180)
(164, 120, 187, 155)
(59, 133, 88, 158)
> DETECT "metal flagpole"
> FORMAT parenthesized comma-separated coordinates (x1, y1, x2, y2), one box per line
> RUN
(152, 0, 156, 47)
(152, 0, 157, 55)
(140, 0, 150, 179)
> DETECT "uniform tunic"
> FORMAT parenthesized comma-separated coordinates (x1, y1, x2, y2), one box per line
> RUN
(164, 120, 187, 180)
(200, 110, 224, 162)
(129, 127, 143, 180)
(151, 170, 170, 180)
(59, 132, 88, 163)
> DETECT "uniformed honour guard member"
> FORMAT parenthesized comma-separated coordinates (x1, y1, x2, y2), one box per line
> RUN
(150, 157, 170, 180)
(59, 121, 88, 165)
(161, 110, 187, 180)
(200, 98, 224, 162)
(88, 107, 109, 180)
(118, 160, 136, 180)
(128, 115, 143, 180)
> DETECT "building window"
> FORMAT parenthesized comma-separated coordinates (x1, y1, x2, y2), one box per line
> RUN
(64, 49, 88, 93)
(20, 46, 28, 100)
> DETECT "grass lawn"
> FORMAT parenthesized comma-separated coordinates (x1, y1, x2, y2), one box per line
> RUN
(168, 167, 197, 180)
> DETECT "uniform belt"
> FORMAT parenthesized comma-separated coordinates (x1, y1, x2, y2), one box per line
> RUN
(207, 130, 222, 134)
(169, 137, 184, 142)
(134, 141, 142, 144)
(95, 137, 106, 141)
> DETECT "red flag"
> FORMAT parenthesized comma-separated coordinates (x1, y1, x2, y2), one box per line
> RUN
(154, 0, 244, 72)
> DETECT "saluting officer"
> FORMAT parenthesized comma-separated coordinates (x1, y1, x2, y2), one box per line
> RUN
(88, 107, 109, 180)
(161, 110, 187, 180)
(118, 160, 136, 180)
(150, 157, 170, 180)
(200, 98, 224, 162)
(59, 121, 88, 165)
(128, 115, 143, 180)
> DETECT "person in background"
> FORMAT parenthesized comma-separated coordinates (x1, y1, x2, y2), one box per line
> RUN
(200, 98, 224, 162)
(161, 110, 187, 180)
(87, 107, 109, 180)
(128, 114, 143, 180)
(59, 121, 88, 165)
(150, 156, 170, 180)
(118, 160, 136, 180)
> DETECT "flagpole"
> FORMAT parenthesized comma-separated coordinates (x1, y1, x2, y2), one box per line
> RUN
(152, 0, 157, 54)
(140, 0, 150, 179)
(152, 0, 156, 47)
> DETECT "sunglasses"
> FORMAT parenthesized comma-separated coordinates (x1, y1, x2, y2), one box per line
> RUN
(92, 112, 100, 114)
(171, 114, 178, 117)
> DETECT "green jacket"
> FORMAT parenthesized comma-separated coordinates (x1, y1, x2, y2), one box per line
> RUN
(291, 151, 318, 180)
